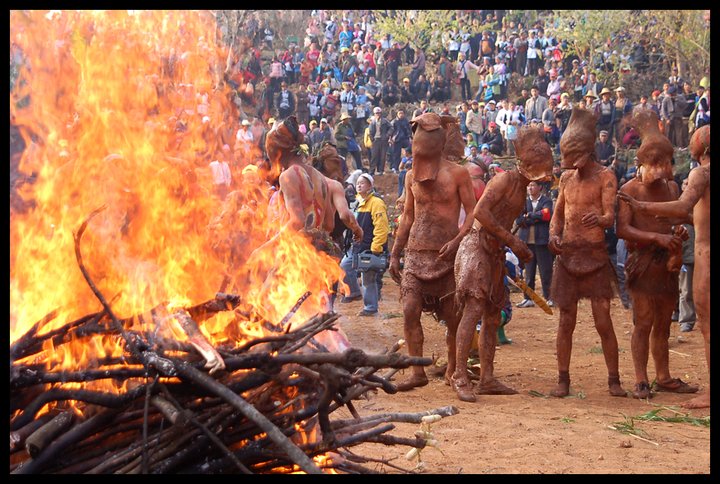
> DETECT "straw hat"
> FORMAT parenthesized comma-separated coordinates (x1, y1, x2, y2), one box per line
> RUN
(600, 87, 613, 96)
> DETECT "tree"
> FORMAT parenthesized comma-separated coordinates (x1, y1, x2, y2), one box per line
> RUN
(371, 10, 457, 54)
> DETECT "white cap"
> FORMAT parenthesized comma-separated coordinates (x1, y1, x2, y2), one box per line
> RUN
(321, 118, 328, 123)
(345, 169, 363, 185)
(241, 119, 251, 126)
(373, 107, 382, 114)
(358, 173, 374, 186)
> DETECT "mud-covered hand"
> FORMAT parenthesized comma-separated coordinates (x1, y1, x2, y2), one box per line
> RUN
(580, 212, 601, 228)
(655, 233, 683, 252)
(389, 255, 403, 285)
(438, 238, 460, 260)
(672, 224, 689, 241)
(509, 237, 533, 263)
(548, 234, 563, 255)
(617, 191, 646, 212)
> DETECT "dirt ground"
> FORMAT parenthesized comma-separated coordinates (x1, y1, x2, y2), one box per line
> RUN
(329, 172, 711, 475)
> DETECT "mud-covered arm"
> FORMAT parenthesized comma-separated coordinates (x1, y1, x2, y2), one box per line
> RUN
(549, 173, 566, 254)
(598, 170, 618, 229)
(439, 167, 476, 260)
(618, 166, 707, 221)
(390, 171, 415, 259)
(616, 183, 677, 249)
(473, 173, 532, 262)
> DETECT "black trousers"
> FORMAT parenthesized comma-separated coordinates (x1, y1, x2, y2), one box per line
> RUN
(524, 243, 554, 300)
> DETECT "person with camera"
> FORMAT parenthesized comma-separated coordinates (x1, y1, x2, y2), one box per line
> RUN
(339, 173, 390, 316)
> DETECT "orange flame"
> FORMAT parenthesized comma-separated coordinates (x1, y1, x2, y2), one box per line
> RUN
(10, 11, 343, 382)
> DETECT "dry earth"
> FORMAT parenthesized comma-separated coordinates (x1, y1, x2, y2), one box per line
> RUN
(328, 171, 711, 475)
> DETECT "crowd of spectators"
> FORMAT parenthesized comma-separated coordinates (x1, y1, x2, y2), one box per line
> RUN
(220, 10, 709, 194)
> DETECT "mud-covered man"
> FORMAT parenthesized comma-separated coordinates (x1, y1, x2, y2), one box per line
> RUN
(389, 113, 476, 392)
(618, 124, 710, 409)
(548, 107, 626, 398)
(451, 125, 553, 402)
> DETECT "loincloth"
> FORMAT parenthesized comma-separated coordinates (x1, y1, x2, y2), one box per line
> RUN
(401, 250, 456, 317)
(550, 240, 616, 308)
(305, 228, 342, 260)
(454, 227, 506, 313)
(625, 245, 679, 296)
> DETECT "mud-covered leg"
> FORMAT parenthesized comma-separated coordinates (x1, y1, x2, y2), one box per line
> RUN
(477, 308, 517, 395)
(452, 297, 483, 402)
(550, 302, 577, 397)
(396, 291, 429, 391)
(591, 297, 626, 396)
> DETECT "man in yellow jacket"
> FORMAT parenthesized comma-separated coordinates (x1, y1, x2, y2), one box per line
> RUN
(339, 173, 390, 316)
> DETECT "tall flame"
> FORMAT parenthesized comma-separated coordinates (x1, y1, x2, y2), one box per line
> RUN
(10, 10, 343, 375)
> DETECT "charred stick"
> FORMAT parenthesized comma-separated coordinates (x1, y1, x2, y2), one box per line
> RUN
(24, 410, 74, 458)
(10, 311, 105, 361)
(9, 412, 53, 453)
(172, 359, 323, 474)
(184, 292, 244, 323)
(331, 405, 460, 431)
(11, 407, 122, 474)
(11, 385, 149, 431)
(157, 384, 251, 474)
(366, 434, 426, 448)
(9, 308, 60, 360)
(279, 291, 312, 329)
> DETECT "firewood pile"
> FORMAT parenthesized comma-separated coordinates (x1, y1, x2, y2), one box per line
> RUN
(10, 209, 459, 474)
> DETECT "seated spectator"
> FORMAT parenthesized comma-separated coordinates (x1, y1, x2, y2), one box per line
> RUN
(400, 77, 417, 103)
(595, 129, 615, 166)
(480, 121, 504, 155)
(479, 143, 494, 166)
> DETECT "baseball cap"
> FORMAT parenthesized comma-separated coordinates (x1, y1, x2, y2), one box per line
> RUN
(373, 107, 382, 114)
(358, 173, 374, 186)
(241, 119, 251, 126)
(489, 121, 497, 128)
(321, 118, 328, 123)
(481, 143, 489, 150)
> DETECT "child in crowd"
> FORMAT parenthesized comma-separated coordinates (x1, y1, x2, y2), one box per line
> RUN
(397, 147, 413, 197)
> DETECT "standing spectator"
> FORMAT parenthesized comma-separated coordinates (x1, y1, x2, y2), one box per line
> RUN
(295, 84, 310, 128)
(413, 99, 432, 119)
(209, 145, 233, 200)
(556, 92, 573, 135)
(595, 130, 615, 167)
(661, 85, 686, 147)
(456, 52, 480, 102)
(364, 74, 383, 107)
(436, 51, 453, 88)
(649, 89, 663, 117)
(582, 71, 603, 99)
(409, 47, 426, 86)
(339, 173, 390, 316)
(584, 90, 598, 111)
(369, 106, 392, 175)
(514, 30, 528, 76)
(466, 99, 485, 145)
(389, 108, 412, 173)
(515, 180, 554, 308)
(678, 220, 696, 332)
(447, 26, 460, 61)
(525, 29, 541, 76)
(306, 119, 321, 152)
(504, 101, 524, 157)
(320, 88, 340, 120)
(532, 66, 550, 97)
(546, 68, 562, 101)
(594, 87, 616, 138)
(667, 65, 685, 93)
(484, 99, 499, 127)
(613, 86, 634, 146)
(275, 81, 296, 120)
(318, 118, 334, 143)
(515, 88, 531, 110)
(235, 119, 254, 163)
(383, 41, 404, 85)
(397, 148, 412, 197)
(339, 81, 357, 116)
(307, 83, 322, 126)
(525, 86, 548, 123)
(633, 93, 652, 116)
(335, 112, 362, 171)
(354, 85, 371, 136)
(542, 98, 560, 150)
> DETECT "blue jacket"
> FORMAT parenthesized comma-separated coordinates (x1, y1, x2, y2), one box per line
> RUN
(515, 194, 553, 245)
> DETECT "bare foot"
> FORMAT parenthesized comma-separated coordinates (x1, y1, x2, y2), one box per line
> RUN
(550, 381, 570, 398)
(451, 376, 476, 402)
(395, 374, 429, 392)
(609, 382, 627, 397)
(476, 379, 518, 395)
(631, 382, 651, 399)
(681, 393, 710, 409)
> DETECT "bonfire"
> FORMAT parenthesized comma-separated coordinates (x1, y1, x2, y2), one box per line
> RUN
(10, 10, 457, 474)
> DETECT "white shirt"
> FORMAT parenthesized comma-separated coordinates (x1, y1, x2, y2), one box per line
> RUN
(236, 128, 254, 143)
(209, 160, 231, 186)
